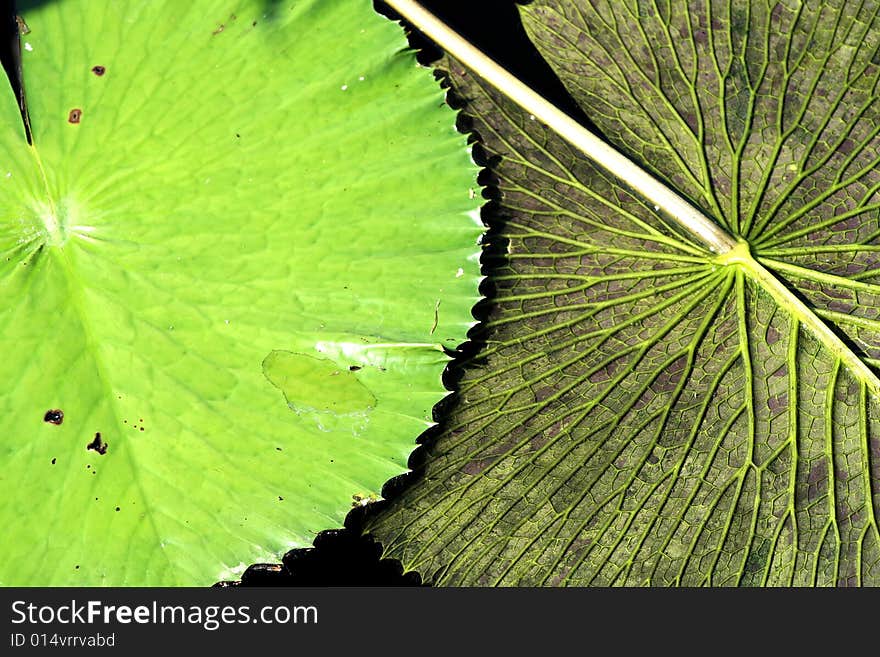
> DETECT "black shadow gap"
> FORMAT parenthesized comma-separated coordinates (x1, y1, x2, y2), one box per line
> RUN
(0, 0, 32, 143)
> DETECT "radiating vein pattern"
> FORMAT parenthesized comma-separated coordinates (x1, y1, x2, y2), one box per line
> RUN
(523, 0, 880, 243)
(516, 0, 880, 376)
(367, 19, 880, 583)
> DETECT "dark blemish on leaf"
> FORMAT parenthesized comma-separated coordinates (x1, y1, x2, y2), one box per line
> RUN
(212, 13, 237, 35)
(252, 20, 257, 26)
(462, 458, 495, 476)
(275, 446, 282, 451)
(430, 300, 441, 334)
(349, 365, 362, 371)
(806, 460, 828, 501)
(531, 432, 551, 451)
(68, 109, 82, 124)
(278, 496, 283, 501)
(767, 394, 786, 412)
(44, 409, 64, 424)
(139, 427, 144, 432)
(91, 65, 105, 76)
(87, 432, 108, 455)
(743, 540, 772, 576)
(86, 464, 90, 469)
(51, 457, 56, 465)
(75, 565, 79, 570)
(115, 506, 120, 512)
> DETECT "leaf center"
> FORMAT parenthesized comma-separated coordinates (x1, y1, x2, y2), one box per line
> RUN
(713, 239, 752, 266)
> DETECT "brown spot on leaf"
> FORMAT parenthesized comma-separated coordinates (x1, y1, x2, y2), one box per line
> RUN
(87, 432, 108, 455)
(767, 394, 786, 412)
(44, 409, 64, 425)
(91, 65, 106, 76)
(806, 460, 828, 501)
(68, 109, 82, 124)
(462, 458, 495, 476)
(212, 13, 237, 35)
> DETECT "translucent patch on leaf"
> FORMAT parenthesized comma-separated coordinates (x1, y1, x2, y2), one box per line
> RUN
(262, 350, 376, 434)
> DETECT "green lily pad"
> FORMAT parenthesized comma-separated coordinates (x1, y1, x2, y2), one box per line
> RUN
(0, 0, 481, 585)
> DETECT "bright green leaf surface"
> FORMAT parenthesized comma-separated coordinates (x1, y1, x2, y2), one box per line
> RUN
(368, 0, 880, 585)
(0, 0, 481, 585)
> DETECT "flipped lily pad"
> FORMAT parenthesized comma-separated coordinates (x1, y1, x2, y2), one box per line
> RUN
(368, 0, 880, 586)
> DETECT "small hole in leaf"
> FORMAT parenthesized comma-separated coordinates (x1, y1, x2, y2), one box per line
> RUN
(86, 432, 107, 455)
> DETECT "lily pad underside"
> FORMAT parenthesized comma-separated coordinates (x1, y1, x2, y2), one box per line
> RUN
(368, 0, 880, 586)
